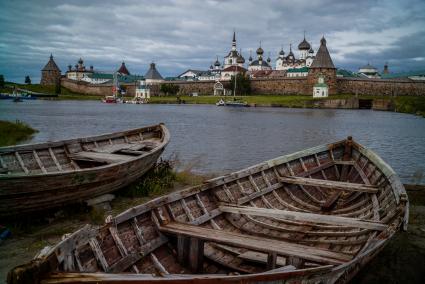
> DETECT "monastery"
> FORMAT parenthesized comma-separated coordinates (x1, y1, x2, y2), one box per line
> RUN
(177, 31, 316, 81)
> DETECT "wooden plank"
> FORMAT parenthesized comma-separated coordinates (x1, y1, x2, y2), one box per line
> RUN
(108, 235, 167, 273)
(180, 199, 195, 221)
(15, 152, 29, 174)
(219, 205, 387, 231)
(108, 252, 142, 273)
(88, 238, 109, 272)
(237, 250, 286, 266)
(160, 222, 352, 265)
(267, 251, 277, 270)
(69, 151, 132, 164)
(151, 253, 169, 275)
(33, 150, 47, 173)
(109, 226, 139, 273)
(177, 235, 189, 264)
(222, 184, 236, 203)
(278, 176, 378, 193)
(0, 155, 10, 174)
(49, 147, 63, 171)
(131, 217, 146, 245)
(189, 237, 204, 273)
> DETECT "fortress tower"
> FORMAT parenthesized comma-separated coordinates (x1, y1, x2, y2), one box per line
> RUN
(40, 54, 61, 86)
(307, 37, 336, 95)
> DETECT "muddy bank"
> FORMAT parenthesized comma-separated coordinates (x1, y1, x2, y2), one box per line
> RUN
(353, 186, 425, 283)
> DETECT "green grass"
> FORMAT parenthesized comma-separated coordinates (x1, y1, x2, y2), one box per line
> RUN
(150, 94, 425, 116)
(0, 120, 38, 147)
(2, 83, 101, 100)
(393, 96, 425, 117)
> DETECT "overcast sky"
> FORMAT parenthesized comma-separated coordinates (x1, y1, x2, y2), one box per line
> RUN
(1, 0, 424, 83)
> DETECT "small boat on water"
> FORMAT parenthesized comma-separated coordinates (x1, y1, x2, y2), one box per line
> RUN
(8, 137, 408, 284)
(0, 92, 36, 100)
(102, 96, 122, 103)
(0, 124, 170, 217)
(216, 98, 250, 107)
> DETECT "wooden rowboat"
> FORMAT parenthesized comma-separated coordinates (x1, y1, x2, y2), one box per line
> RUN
(0, 124, 170, 217)
(8, 137, 408, 283)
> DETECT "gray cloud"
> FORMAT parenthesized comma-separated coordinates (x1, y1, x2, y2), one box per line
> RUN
(0, 0, 424, 83)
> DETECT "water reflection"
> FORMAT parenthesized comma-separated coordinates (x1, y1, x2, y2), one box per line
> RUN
(0, 100, 424, 183)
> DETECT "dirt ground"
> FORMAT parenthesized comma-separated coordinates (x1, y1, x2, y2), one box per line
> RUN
(1, 185, 424, 283)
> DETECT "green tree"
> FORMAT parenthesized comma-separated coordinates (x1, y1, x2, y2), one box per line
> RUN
(24, 75, 31, 85)
(0, 75, 4, 88)
(55, 83, 61, 95)
(160, 83, 180, 96)
(230, 73, 251, 96)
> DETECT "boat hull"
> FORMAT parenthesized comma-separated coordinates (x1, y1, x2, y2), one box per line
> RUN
(7, 138, 408, 284)
(0, 124, 170, 217)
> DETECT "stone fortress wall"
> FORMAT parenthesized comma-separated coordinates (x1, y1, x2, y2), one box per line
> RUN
(62, 77, 425, 97)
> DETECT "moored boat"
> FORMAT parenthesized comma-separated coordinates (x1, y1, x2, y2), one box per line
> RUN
(0, 124, 170, 217)
(7, 137, 408, 283)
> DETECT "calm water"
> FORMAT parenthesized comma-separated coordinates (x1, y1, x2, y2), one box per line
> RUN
(1, 100, 424, 183)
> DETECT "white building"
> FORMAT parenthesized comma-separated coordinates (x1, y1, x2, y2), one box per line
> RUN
(134, 80, 150, 103)
(223, 32, 245, 68)
(313, 74, 329, 98)
(286, 66, 309, 77)
(358, 63, 380, 78)
(248, 45, 272, 71)
(221, 65, 247, 80)
(276, 35, 315, 70)
(65, 58, 94, 81)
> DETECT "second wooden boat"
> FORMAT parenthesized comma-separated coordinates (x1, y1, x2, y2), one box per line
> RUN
(0, 123, 170, 217)
(8, 137, 408, 283)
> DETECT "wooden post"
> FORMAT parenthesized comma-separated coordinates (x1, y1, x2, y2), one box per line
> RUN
(189, 237, 204, 273)
(267, 251, 277, 270)
(287, 256, 304, 268)
(177, 235, 189, 265)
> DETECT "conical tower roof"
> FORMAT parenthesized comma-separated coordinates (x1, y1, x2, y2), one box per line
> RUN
(145, 62, 163, 80)
(310, 37, 335, 69)
(42, 54, 61, 72)
(117, 62, 130, 75)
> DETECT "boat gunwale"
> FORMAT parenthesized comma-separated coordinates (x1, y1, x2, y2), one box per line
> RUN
(0, 123, 170, 179)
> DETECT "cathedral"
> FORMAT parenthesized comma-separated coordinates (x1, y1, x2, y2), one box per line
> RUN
(276, 34, 315, 70)
(177, 31, 318, 81)
(248, 44, 272, 71)
(223, 31, 245, 68)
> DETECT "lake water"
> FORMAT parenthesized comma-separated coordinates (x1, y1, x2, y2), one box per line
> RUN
(1, 100, 424, 183)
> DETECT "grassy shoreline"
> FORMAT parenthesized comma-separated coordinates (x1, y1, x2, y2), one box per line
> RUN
(2, 83, 424, 116)
(0, 120, 38, 147)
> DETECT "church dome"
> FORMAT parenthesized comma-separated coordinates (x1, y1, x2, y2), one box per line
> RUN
(279, 49, 285, 56)
(214, 58, 221, 66)
(309, 47, 314, 53)
(298, 37, 311, 50)
(267, 56, 271, 63)
(78, 58, 84, 65)
(237, 55, 245, 64)
(256, 46, 264, 55)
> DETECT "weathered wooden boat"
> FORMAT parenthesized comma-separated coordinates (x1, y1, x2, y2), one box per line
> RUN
(0, 124, 170, 217)
(8, 137, 408, 284)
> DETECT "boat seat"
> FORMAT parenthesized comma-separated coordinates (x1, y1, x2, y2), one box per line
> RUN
(69, 151, 134, 164)
(159, 222, 352, 265)
(219, 204, 387, 231)
(89, 142, 153, 154)
(279, 176, 378, 193)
